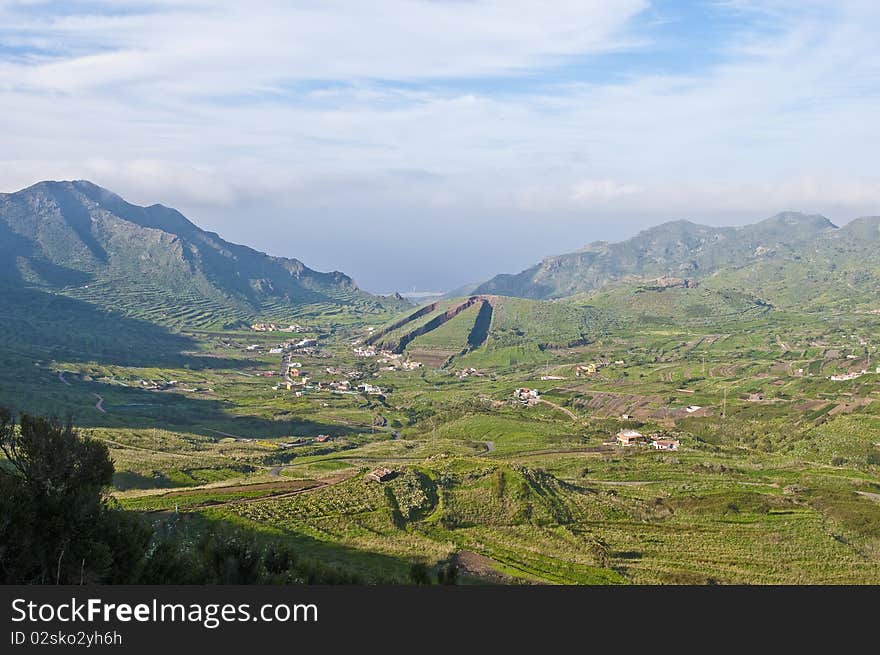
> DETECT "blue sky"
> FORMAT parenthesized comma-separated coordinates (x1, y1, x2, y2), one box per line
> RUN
(1, 0, 879, 292)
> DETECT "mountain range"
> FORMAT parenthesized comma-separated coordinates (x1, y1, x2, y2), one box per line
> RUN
(0, 181, 404, 329)
(473, 212, 880, 311)
(3, 180, 879, 333)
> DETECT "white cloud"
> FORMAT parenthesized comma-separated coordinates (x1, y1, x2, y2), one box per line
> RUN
(570, 179, 642, 202)
(0, 1, 647, 92)
(1, 0, 880, 291)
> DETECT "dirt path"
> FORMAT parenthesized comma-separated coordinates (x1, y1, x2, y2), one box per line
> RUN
(539, 399, 578, 421)
(93, 393, 106, 413)
(58, 371, 71, 386)
(231, 475, 351, 505)
(96, 436, 203, 461)
(145, 471, 356, 512)
(857, 491, 880, 503)
(455, 551, 517, 584)
(269, 465, 283, 478)
(205, 428, 251, 440)
(509, 446, 612, 462)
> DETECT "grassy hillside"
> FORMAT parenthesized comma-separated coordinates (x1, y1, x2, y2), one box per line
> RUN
(368, 295, 615, 369)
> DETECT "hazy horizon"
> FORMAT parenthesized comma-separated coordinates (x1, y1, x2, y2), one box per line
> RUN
(3, 1, 880, 293)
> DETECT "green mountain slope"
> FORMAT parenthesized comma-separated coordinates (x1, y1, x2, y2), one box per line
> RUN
(473, 212, 849, 304)
(0, 181, 404, 328)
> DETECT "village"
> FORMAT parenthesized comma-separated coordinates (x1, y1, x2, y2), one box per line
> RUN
(186, 313, 880, 489)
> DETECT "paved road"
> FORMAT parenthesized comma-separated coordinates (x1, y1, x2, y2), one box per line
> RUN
(58, 371, 71, 386)
(94, 394, 106, 413)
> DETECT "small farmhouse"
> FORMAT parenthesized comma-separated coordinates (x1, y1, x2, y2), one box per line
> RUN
(366, 467, 396, 483)
(651, 438, 680, 451)
(514, 388, 541, 402)
(616, 429, 646, 446)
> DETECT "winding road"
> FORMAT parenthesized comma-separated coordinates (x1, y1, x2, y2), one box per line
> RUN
(93, 393, 106, 413)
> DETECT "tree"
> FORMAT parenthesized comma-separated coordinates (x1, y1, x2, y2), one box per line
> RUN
(0, 408, 149, 583)
(409, 562, 431, 585)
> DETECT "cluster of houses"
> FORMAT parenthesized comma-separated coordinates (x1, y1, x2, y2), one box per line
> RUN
(381, 359, 422, 371)
(291, 338, 318, 350)
(514, 388, 541, 405)
(274, 378, 309, 394)
(275, 377, 382, 396)
(830, 370, 868, 381)
(324, 366, 364, 380)
(247, 338, 319, 356)
(316, 380, 354, 392)
(352, 346, 423, 371)
(575, 359, 625, 377)
(354, 345, 378, 357)
(138, 379, 180, 391)
(616, 429, 680, 451)
(250, 322, 306, 332)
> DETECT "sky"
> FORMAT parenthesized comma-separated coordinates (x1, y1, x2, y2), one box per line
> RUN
(1, 0, 879, 293)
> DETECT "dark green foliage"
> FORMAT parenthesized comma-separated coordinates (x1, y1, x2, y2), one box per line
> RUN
(0, 408, 150, 583)
(384, 486, 406, 529)
(136, 525, 366, 585)
(0, 409, 372, 584)
(409, 562, 432, 585)
(436, 556, 459, 585)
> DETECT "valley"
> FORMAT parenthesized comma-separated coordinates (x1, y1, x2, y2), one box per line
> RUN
(5, 286, 880, 584)
(2, 183, 880, 585)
